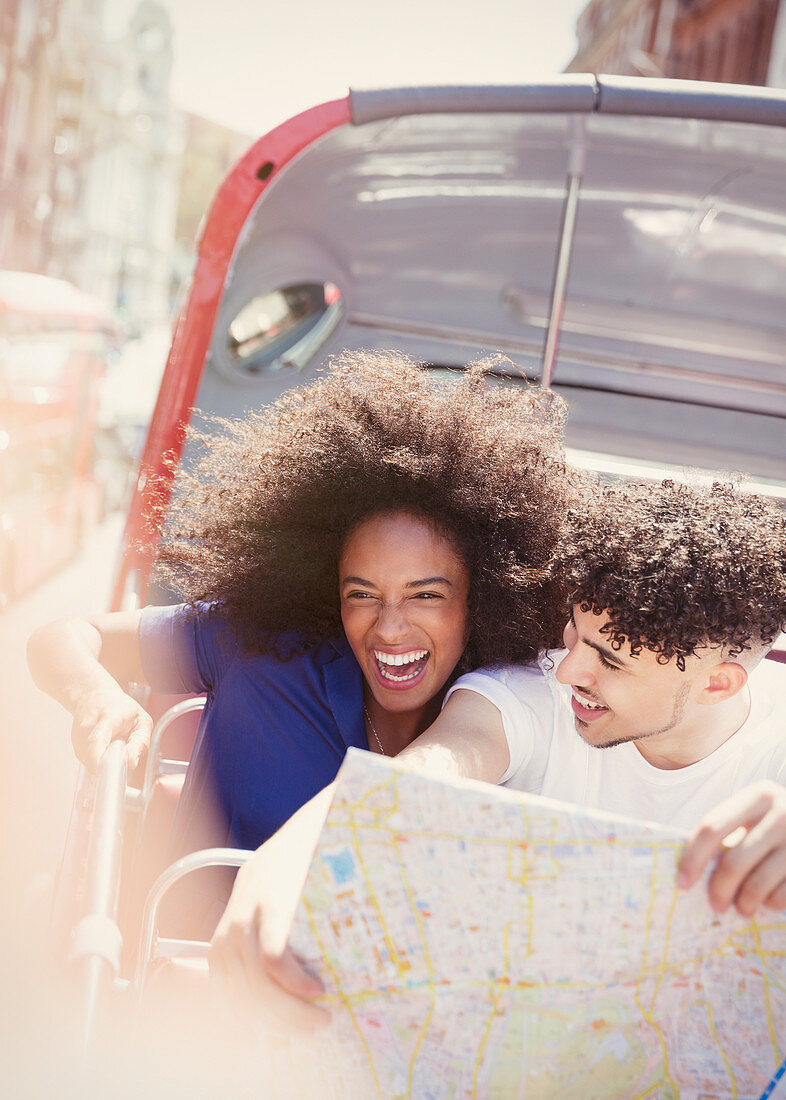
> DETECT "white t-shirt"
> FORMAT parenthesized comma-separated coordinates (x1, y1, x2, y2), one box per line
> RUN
(446, 652, 786, 832)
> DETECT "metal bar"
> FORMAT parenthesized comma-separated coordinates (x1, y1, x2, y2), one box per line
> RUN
(541, 117, 586, 390)
(347, 310, 786, 374)
(157, 759, 190, 777)
(350, 78, 599, 124)
(597, 75, 786, 128)
(72, 739, 128, 1060)
(136, 847, 253, 996)
(349, 76, 786, 129)
(348, 310, 545, 360)
(154, 938, 212, 960)
(139, 695, 206, 810)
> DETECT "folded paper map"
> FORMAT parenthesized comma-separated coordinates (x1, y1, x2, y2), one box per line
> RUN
(288, 749, 786, 1099)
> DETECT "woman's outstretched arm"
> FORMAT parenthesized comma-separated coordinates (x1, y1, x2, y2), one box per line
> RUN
(27, 610, 152, 771)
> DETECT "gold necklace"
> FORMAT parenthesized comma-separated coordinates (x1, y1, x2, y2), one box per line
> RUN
(363, 704, 386, 755)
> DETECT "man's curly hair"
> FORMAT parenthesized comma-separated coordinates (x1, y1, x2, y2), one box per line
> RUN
(555, 478, 786, 668)
(155, 350, 580, 673)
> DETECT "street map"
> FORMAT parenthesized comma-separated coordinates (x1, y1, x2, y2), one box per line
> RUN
(287, 749, 786, 1099)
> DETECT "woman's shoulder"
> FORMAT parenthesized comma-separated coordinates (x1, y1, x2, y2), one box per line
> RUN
(141, 602, 320, 653)
(141, 602, 355, 682)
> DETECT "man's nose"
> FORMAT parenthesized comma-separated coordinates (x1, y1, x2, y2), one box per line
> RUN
(555, 643, 593, 687)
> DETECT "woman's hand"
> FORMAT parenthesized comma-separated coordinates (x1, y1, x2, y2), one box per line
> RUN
(70, 685, 152, 772)
(208, 784, 335, 1032)
(677, 781, 786, 917)
(27, 611, 150, 771)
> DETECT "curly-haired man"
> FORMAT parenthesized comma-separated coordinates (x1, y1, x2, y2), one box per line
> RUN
(438, 477, 786, 915)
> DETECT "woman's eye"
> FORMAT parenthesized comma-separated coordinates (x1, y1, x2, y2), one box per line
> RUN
(413, 592, 442, 600)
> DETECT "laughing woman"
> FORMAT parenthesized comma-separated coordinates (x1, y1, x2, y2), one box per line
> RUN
(28, 351, 577, 857)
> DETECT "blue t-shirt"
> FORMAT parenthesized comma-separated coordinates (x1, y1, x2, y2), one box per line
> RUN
(140, 604, 370, 851)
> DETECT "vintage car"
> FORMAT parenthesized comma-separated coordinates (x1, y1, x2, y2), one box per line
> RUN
(59, 76, 786, 1080)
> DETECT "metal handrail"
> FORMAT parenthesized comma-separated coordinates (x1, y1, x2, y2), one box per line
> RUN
(350, 76, 786, 129)
(138, 695, 207, 816)
(135, 847, 253, 995)
(70, 739, 128, 1059)
(541, 116, 586, 389)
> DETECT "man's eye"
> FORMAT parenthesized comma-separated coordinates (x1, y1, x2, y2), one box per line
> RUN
(598, 654, 620, 671)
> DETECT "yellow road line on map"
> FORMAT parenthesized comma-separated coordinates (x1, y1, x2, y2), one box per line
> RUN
(471, 989, 503, 1098)
(647, 849, 680, 1015)
(336, 821, 691, 849)
(390, 833, 437, 1096)
(752, 922, 783, 1062)
(630, 1083, 671, 1100)
(700, 999, 738, 1097)
(301, 897, 384, 1099)
(515, 806, 532, 887)
(725, 926, 786, 959)
(631, 846, 677, 1094)
(509, 812, 535, 954)
(351, 778, 397, 812)
(349, 817, 402, 974)
(632, 992, 673, 1090)
(634, 841, 661, 1003)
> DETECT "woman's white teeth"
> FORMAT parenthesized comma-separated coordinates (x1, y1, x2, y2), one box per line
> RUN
(374, 650, 427, 667)
(374, 649, 428, 681)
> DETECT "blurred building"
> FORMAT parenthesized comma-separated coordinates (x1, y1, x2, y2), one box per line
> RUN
(567, 0, 786, 86)
(67, 2, 184, 327)
(0, 0, 62, 272)
(174, 112, 252, 267)
(0, 0, 184, 328)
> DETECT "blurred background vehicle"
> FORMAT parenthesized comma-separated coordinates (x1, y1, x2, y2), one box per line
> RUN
(0, 270, 118, 607)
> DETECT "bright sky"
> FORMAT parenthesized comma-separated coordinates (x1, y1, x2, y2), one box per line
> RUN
(106, 0, 588, 137)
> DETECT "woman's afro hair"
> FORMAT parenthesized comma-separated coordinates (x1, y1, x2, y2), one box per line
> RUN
(554, 478, 786, 668)
(154, 350, 583, 672)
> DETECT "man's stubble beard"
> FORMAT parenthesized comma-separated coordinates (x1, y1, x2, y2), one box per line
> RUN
(578, 681, 691, 750)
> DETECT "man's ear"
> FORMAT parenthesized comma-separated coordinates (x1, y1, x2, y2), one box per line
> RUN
(697, 661, 748, 706)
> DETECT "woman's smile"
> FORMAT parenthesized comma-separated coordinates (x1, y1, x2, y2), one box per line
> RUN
(371, 647, 431, 687)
